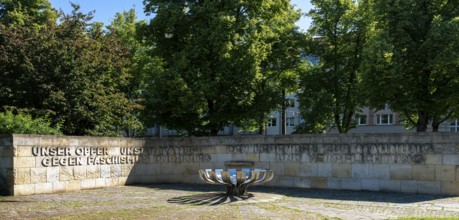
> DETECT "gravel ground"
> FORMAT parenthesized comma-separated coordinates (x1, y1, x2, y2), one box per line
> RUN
(1, 184, 459, 220)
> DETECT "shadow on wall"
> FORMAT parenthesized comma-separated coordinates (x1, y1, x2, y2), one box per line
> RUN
(124, 139, 211, 186)
(0, 173, 7, 196)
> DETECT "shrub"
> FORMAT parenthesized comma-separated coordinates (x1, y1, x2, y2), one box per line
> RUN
(0, 111, 62, 135)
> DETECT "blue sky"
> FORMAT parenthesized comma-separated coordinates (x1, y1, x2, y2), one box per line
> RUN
(49, 0, 312, 31)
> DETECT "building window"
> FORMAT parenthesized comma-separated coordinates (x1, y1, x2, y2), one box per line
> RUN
(286, 99, 295, 108)
(299, 116, 305, 124)
(450, 120, 459, 132)
(286, 117, 295, 127)
(355, 114, 367, 125)
(268, 118, 277, 127)
(376, 114, 394, 125)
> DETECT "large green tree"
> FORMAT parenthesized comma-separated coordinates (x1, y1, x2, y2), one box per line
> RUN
(230, 3, 305, 135)
(0, 3, 137, 136)
(0, 0, 57, 29)
(362, 0, 459, 132)
(297, 0, 371, 133)
(105, 9, 156, 137)
(142, 0, 302, 135)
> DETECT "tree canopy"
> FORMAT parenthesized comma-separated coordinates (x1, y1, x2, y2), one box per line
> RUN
(0, 0, 57, 28)
(0, 1, 138, 136)
(297, 0, 371, 133)
(362, 0, 459, 132)
(0, 110, 62, 135)
(142, 0, 303, 135)
(105, 9, 155, 137)
(2, 0, 457, 136)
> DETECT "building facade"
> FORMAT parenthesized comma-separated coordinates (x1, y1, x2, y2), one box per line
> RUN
(146, 93, 456, 136)
(263, 95, 455, 134)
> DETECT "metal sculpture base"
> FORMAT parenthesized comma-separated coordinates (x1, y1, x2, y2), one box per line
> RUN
(199, 168, 274, 196)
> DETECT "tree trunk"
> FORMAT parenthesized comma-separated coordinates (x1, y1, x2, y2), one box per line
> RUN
(340, 111, 354, 133)
(207, 98, 219, 136)
(258, 125, 265, 135)
(432, 117, 440, 132)
(257, 116, 265, 135)
(334, 113, 343, 133)
(416, 111, 429, 132)
(211, 129, 219, 136)
(281, 90, 286, 135)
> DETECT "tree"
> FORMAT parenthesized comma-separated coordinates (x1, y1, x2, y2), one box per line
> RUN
(297, 0, 371, 133)
(0, 0, 57, 28)
(362, 0, 459, 132)
(0, 3, 138, 136)
(142, 0, 302, 136)
(0, 110, 62, 135)
(105, 9, 153, 137)
(230, 4, 305, 135)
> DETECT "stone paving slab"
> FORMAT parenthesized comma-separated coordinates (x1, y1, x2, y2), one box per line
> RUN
(1, 184, 459, 219)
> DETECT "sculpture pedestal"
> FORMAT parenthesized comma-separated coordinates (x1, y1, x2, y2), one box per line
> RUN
(199, 168, 274, 196)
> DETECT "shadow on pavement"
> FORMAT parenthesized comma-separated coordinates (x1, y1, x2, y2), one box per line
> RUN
(167, 192, 254, 206)
(250, 186, 453, 204)
(131, 184, 254, 206)
(133, 183, 453, 204)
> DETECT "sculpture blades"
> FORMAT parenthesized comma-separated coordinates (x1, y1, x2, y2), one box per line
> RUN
(198, 169, 274, 196)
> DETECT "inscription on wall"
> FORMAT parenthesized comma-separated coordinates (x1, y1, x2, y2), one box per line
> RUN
(32, 146, 211, 167)
(30, 142, 438, 166)
(227, 143, 434, 164)
(120, 146, 211, 163)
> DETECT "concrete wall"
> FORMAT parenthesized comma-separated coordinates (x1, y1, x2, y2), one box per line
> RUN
(6, 133, 459, 196)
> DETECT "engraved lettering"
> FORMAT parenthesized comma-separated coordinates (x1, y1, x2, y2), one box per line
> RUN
(42, 157, 82, 167)
(32, 146, 71, 156)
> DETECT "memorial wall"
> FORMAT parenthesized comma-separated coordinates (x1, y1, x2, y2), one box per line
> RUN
(1, 133, 459, 196)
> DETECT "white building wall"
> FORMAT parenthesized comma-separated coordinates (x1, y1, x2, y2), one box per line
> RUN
(147, 94, 457, 136)
(265, 94, 302, 135)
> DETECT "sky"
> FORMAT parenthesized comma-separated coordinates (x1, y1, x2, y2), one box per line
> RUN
(49, 0, 313, 31)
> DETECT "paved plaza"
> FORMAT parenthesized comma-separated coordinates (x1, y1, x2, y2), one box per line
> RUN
(1, 184, 459, 219)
